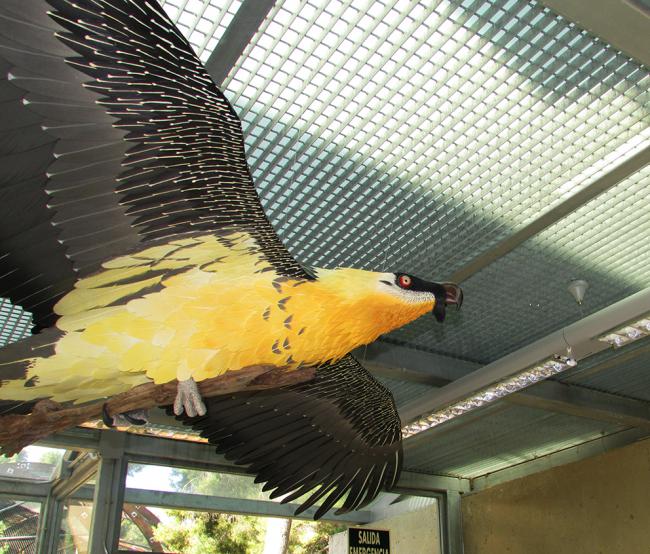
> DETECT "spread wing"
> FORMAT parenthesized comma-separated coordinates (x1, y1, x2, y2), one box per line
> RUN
(0, 0, 404, 514)
(0, 0, 309, 330)
(176, 355, 403, 520)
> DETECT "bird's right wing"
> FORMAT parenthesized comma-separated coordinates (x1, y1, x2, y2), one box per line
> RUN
(0, 0, 312, 331)
(177, 355, 403, 520)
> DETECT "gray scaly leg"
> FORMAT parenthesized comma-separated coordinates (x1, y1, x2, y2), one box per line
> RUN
(174, 377, 207, 417)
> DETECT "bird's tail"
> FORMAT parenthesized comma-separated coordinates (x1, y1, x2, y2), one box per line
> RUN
(0, 328, 151, 414)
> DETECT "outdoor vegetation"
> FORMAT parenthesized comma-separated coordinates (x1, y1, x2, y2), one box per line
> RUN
(121, 464, 346, 553)
(0, 448, 347, 552)
(0, 521, 8, 554)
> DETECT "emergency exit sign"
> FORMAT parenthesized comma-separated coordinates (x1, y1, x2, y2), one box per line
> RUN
(348, 528, 390, 554)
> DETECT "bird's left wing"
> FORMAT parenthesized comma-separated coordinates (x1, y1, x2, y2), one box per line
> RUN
(0, 0, 310, 329)
(176, 355, 403, 520)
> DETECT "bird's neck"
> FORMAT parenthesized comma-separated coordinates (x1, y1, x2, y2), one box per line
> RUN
(298, 268, 434, 355)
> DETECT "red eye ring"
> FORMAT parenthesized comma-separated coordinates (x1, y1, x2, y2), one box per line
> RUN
(398, 275, 412, 288)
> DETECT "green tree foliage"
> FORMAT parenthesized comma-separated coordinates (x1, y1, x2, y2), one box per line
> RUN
(152, 468, 264, 553)
(288, 521, 347, 554)
(154, 511, 263, 554)
(150, 467, 348, 553)
(0, 521, 9, 554)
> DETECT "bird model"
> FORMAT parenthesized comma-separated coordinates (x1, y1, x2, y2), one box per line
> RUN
(0, 0, 462, 517)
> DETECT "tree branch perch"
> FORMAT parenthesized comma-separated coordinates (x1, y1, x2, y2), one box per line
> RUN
(0, 365, 316, 456)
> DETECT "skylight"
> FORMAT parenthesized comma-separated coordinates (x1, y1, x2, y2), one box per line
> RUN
(157, 0, 243, 61)
(0, 299, 31, 347)
(217, 0, 648, 274)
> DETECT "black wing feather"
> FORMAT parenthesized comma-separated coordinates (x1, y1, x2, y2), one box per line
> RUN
(175, 356, 403, 519)
(1, 0, 404, 518)
(0, 0, 309, 328)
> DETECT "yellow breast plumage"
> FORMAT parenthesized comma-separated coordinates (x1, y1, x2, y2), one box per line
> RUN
(2, 232, 437, 403)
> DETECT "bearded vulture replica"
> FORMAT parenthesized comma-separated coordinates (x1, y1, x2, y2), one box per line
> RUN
(0, 0, 462, 518)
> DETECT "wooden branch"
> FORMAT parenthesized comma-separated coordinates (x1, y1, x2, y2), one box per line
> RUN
(0, 365, 316, 456)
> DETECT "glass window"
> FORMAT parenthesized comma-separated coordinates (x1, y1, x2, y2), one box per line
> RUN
(117, 506, 346, 553)
(0, 446, 65, 482)
(58, 499, 93, 554)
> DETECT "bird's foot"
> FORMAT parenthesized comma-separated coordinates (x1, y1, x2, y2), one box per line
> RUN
(173, 377, 206, 417)
(102, 405, 148, 428)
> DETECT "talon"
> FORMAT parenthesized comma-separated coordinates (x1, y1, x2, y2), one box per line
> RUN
(102, 403, 114, 428)
(102, 405, 148, 427)
(174, 378, 206, 417)
(123, 409, 148, 426)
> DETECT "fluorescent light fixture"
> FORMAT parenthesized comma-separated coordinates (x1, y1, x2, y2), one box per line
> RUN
(402, 354, 577, 438)
(598, 316, 650, 348)
(403, 310, 650, 438)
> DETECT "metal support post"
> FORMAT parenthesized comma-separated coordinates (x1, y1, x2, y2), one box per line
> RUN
(88, 431, 128, 554)
(440, 491, 464, 554)
(36, 492, 64, 554)
(34, 450, 100, 553)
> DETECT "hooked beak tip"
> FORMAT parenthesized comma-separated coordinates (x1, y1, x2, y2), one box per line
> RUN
(445, 282, 463, 310)
(432, 282, 463, 323)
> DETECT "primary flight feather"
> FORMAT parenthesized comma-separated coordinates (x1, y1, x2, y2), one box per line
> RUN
(0, 0, 462, 517)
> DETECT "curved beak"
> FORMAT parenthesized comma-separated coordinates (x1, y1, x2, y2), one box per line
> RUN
(432, 282, 463, 323)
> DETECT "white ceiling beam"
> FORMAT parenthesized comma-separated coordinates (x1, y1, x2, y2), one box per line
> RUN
(400, 287, 650, 431)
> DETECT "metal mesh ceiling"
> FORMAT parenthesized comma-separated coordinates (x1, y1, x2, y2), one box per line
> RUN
(390, 164, 650, 361)
(158, 0, 242, 61)
(221, 0, 649, 279)
(0, 299, 31, 347)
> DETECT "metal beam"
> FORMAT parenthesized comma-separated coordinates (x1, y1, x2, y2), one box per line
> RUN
(0, 478, 49, 498)
(400, 287, 650, 428)
(440, 491, 464, 554)
(470, 428, 649, 491)
(125, 487, 371, 524)
(450, 146, 650, 283)
(364, 342, 650, 432)
(36, 493, 64, 554)
(37, 427, 101, 452)
(394, 470, 471, 494)
(36, 451, 98, 554)
(204, 0, 278, 86)
(386, 357, 650, 432)
(66, 484, 372, 524)
(88, 432, 129, 554)
(356, 341, 479, 385)
(50, 452, 99, 499)
(121, 431, 255, 478)
(37, 426, 245, 476)
(538, 0, 650, 66)
(506, 380, 650, 431)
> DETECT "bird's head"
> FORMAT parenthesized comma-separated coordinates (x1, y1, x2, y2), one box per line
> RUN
(377, 272, 463, 322)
